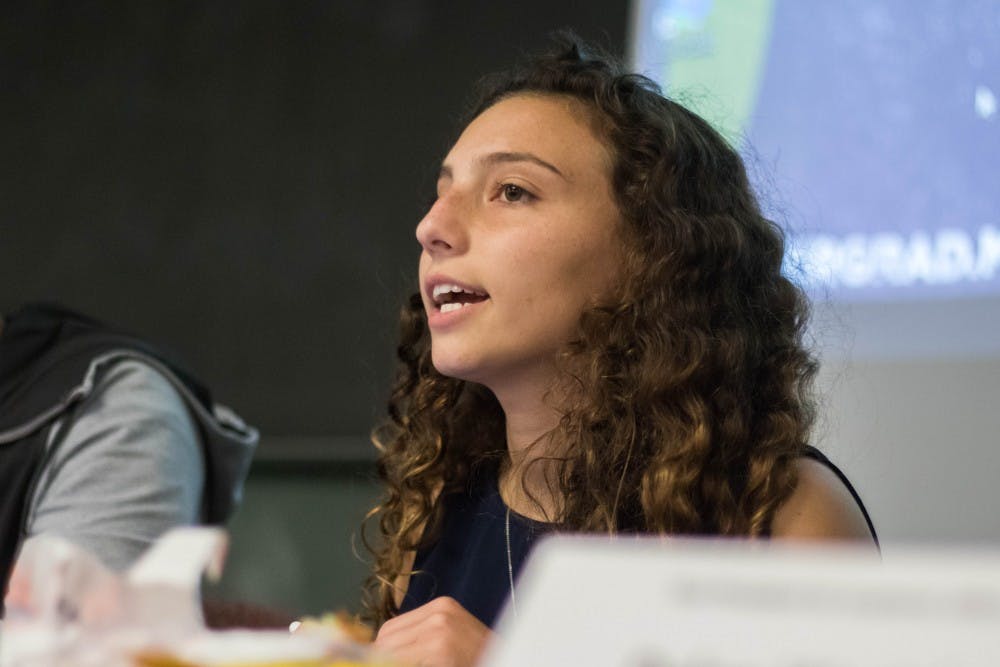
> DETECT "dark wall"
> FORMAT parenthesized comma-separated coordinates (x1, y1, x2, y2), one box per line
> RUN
(1, 2, 628, 441)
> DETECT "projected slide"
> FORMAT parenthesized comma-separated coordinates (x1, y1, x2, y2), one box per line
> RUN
(631, 0, 1000, 303)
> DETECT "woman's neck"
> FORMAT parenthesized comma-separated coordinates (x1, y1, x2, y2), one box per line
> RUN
(493, 381, 566, 522)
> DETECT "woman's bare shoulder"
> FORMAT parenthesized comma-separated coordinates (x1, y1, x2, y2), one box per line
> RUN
(770, 457, 876, 544)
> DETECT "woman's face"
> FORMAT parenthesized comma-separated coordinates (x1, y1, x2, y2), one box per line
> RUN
(417, 93, 623, 394)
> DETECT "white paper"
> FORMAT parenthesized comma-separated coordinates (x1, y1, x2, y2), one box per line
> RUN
(483, 536, 1000, 667)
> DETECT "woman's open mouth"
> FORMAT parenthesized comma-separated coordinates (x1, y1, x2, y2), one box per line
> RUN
(431, 283, 490, 313)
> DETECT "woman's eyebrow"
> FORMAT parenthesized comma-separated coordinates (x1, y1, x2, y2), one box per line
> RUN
(480, 151, 566, 179)
(438, 151, 568, 182)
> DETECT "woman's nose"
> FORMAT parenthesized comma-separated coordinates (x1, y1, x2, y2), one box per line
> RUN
(416, 192, 468, 256)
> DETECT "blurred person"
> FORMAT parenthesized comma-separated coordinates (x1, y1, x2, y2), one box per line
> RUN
(0, 302, 257, 615)
(364, 36, 878, 667)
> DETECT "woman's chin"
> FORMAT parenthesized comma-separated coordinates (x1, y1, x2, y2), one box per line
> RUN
(431, 350, 506, 389)
(430, 353, 479, 383)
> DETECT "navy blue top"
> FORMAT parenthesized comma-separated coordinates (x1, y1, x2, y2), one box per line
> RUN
(399, 472, 546, 628)
(398, 446, 878, 628)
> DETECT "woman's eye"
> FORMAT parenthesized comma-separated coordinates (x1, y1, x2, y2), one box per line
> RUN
(501, 183, 529, 203)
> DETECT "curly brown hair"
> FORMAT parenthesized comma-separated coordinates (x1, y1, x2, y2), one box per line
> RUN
(362, 36, 817, 626)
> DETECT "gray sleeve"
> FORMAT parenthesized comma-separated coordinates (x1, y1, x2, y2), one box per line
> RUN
(23, 359, 205, 571)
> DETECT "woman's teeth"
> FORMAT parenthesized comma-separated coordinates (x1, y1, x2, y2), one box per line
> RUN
(432, 283, 486, 299)
(440, 302, 471, 313)
(431, 283, 489, 312)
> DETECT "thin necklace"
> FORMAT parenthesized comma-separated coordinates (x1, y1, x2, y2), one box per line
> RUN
(504, 505, 519, 617)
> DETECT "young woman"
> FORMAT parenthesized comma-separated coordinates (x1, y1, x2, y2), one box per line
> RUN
(365, 37, 877, 667)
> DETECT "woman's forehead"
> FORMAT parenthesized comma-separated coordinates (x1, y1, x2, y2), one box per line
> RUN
(445, 94, 613, 177)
